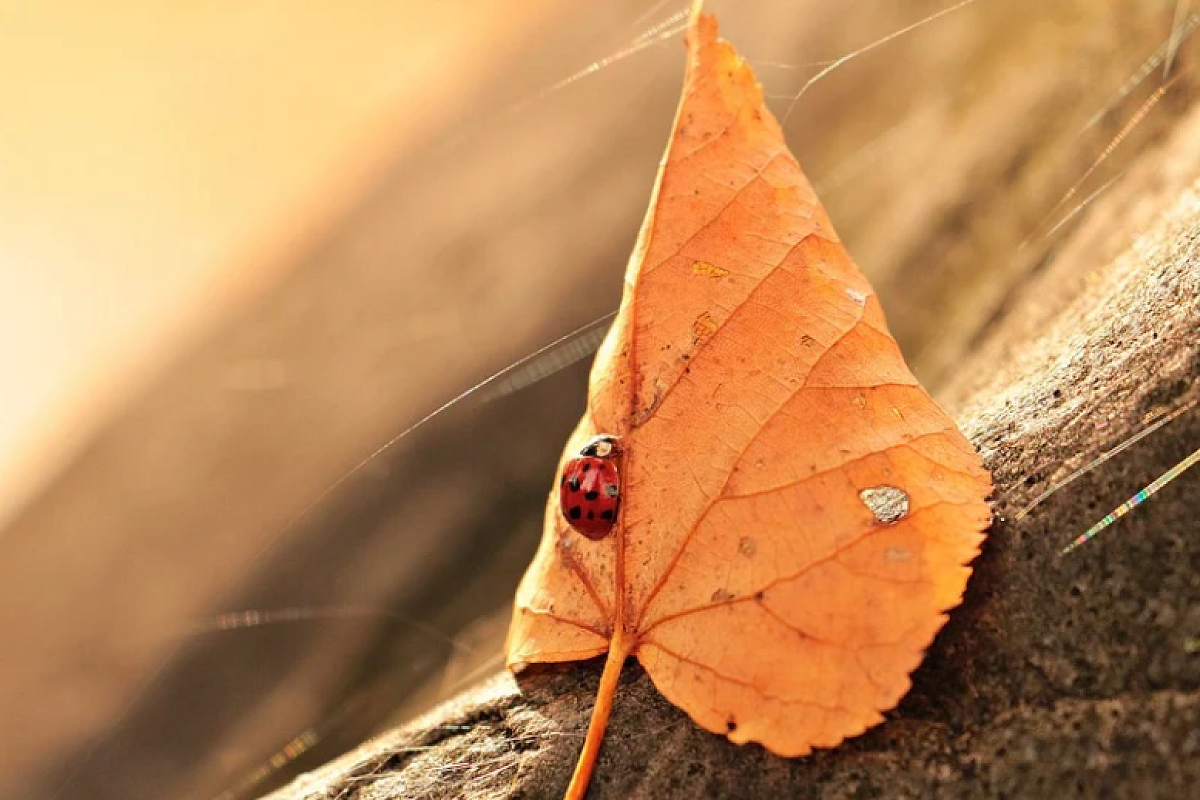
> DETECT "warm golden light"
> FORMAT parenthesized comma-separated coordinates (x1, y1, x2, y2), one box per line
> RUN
(0, 0, 554, 525)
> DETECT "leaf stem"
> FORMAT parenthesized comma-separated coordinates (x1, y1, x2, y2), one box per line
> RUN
(563, 628, 631, 800)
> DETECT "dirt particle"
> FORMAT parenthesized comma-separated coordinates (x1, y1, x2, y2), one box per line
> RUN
(859, 485, 910, 524)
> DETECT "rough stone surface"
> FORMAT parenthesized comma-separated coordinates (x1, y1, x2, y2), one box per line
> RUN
(264, 68, 1200, 800)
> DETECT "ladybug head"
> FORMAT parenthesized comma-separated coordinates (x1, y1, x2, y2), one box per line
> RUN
(579, 434, 620, 459)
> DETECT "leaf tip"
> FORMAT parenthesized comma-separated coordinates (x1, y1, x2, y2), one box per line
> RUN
(686, 6, 720, 52)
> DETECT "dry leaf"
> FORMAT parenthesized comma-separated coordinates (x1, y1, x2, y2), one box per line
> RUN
(507, 7, 992, 798)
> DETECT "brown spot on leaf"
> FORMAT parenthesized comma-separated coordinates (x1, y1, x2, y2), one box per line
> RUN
(692, 312, 719, 346)
(692, 260, 729, 278)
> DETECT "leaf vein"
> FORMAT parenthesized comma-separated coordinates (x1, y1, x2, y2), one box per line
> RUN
(640, 499, 975, 633)
(634, 299, 869, 622)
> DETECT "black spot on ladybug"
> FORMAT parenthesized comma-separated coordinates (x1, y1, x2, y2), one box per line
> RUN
(605, 484, 619, 498)
(569, 506, 582, 520)
(726, 718, 738, 733)
(585, 490, 599, 501)
(600, 509, 614, 520)
(569, 477, 581, 492)
(581, 463, 591, 472)
(587, 510, 595, 520)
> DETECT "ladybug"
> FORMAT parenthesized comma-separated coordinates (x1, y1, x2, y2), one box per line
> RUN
(559, 434, 622, 540)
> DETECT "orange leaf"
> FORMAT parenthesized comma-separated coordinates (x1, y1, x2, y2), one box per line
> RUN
(506, 8, 992, 798)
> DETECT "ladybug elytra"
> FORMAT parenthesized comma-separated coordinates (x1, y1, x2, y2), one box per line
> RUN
(559, 434, 621, 540)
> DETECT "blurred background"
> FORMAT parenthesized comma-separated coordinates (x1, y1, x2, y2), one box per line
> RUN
(0, 1, 1194, 799)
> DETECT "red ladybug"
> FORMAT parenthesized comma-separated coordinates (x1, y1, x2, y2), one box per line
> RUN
(560, 434, 622, 540)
